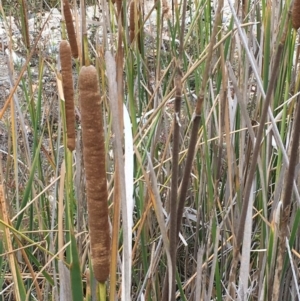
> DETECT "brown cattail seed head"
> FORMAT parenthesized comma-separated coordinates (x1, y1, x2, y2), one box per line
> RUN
(129, 1, 141, 51)
(129, 1, 135, 44)
(63, 0, 79, 59)
(292, 0, 300, 30)
(60, 40, 75, 151)
(79, 65, 110, 283)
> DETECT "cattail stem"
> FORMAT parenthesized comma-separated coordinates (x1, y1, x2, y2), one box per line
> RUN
(98, 282, 107, 301)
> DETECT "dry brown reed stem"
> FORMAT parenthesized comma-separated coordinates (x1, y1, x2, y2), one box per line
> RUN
(169, 70, 183, 301)
(59, 40, 75, 151)
(63, 0, 79, 59)
(116, 0, 122, 19)
(161, 0, 187, 298)
(79, 0, 89, 65)
(292, 0, 300, 29)
(79, 65, 110, 283)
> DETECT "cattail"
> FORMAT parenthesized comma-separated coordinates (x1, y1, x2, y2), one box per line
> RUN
(60, 40, 75, 151)
(129, 1, 135, 44)
(79, 65, 110, 283)
(63, 0, 79, 59)
(129, 1, 141, 51)
(292, 0, 300, 30)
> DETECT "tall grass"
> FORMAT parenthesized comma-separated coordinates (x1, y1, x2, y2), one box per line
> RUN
(0, 0, 300, 300)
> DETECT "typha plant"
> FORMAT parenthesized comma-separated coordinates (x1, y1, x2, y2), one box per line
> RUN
(79, 65, 110, 283)
(129, 0, 135, 44)
(4, 0, 300, 300)
(292, 0, 300, 30)
(60, 40, 76, 151)
(63, 0, 79, 59)
(129, 0, 141, 52)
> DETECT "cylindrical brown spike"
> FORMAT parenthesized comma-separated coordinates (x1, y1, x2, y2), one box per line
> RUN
(63, 0, 79, 59)
(129, 0, 141, 51)
(60, 40, 75, 151)
(292, 0, 300, 30)
(129, 1, 135, 44)
(79, 65, 110, 283)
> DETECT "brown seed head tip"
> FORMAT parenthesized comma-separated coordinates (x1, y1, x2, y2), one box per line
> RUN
(292, 0, 300, 30)
(59, 40, 71, 59)
(93, 256, 110, 283)
(67, 138, 75, 152)
(79, 65, 99, 91)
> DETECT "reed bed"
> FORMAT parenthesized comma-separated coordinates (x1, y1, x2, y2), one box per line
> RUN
(0, 0, 300, 300)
